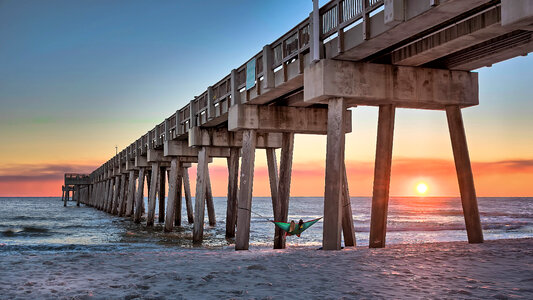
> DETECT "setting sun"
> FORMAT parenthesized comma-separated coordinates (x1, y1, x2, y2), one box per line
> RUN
(416, 183, 428, 194)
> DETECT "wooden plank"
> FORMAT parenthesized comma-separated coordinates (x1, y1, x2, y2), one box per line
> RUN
(236, 130, 257, 250)
(193, 147, 209, 243)
(147, 163, 160, 226)
(205, 170, 216, 226)
(225, 148, 240, 238)
(126, 170, 136, 217)
(341, 163, 356, 247)
(134, 168, 145, 223)
(369, 105, 396, 248)
(323, 98, 346, 250)
(275, 132, 294, 249)
(183, 167, 194, 224)
(164, 158, 179, 232)
(159, 166, 166, 223)
(446, 105, 483, 243)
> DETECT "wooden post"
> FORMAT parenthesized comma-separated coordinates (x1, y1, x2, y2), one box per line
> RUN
(174, 168, 184, 226)
(103, 180, 110, 211)
(107, 178, 115, 213)
(323, 98, 346, 250)
(134, 168, 145, 223)
(175, 167, 183, 226)
(111, 178, 120, 214)
(165, 158, 180, 232)
(96, 183, 101, 209)
(95, 183, 101, 210)
(183, 167, 194, 224)
(147, 163, 160, 226)
(100, 181, 105, 210)
(126, 170, 136, 217)
(369, 104, 396, 248)
(118, 174, 127, 216)
(205, 170, 216, 226)
(341, 163, 356, 247)
(146, 170, 152, 203)
(63, 187, 67, 207)
(275, 132, 294, 249)
(193, 147, 209, 243)
(236, 130, 257, 250)
(266, 148, 279, 219)
(159, 166, 166, 223)
(226, 148, 240, 238)
(446, 105, 483, 243)
(76, 185, 80, 207)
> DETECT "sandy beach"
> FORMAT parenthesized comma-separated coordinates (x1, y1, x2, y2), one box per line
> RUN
(1, 238, 531, 299)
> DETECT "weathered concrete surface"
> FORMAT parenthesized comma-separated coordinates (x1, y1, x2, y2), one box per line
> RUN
(188, 127, 283, 148)
(228, 104, 352, 134)
(304, 60, 478, 109)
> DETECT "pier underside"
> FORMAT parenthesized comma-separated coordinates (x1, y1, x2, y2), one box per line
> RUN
(69, 0, 533, 250)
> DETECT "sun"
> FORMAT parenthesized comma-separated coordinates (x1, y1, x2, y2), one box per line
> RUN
(416, 183, 428, 195)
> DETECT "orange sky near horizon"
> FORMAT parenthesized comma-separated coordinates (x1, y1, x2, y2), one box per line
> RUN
(1, 156, 532, 198)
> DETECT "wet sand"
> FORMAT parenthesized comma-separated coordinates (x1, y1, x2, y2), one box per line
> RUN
(1, 238, 532, 299)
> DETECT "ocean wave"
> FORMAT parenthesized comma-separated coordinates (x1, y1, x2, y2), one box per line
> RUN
(2, 226, 53, 237)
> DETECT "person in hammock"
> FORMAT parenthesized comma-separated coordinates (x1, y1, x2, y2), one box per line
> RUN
(288, 220, 296, 233)
(273, 217, 322, 237)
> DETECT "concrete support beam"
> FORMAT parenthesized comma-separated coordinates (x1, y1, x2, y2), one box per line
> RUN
(189, 127, 282, 148)
(134, 168, 146, 223)
(323, 98, 346, 250)
(147, 149, 172, 163)
(164, 140, 229, 158)
(135, 155, 150, 168)
(369, 105, 396, 248)
(502, 0, 533, 30)
(158, 166, 166, 223)
(446, 105, 484, 244)
(304, 60, 478, 109)
(165, 158, 180, 232)
(235, 130, 257, 250)
(146, 162, 160, 227)
(274, 132, 294, 249)
(182, 167, 194, 224)
(225, 148, 240, 238)
(193, 147, 209, 244)
(228, 104, 352, 134)
(126, 170, 136, 217)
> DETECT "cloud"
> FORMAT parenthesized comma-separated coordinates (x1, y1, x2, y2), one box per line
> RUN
(0, 163, 98, 183)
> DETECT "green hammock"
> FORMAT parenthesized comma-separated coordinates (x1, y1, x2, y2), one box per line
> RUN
(271, 218, 322, 237)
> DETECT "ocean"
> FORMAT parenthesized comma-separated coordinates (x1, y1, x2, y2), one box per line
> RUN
(1, 196, 531, 254)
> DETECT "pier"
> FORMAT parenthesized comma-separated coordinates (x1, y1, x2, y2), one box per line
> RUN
(64, 0, 533, 250)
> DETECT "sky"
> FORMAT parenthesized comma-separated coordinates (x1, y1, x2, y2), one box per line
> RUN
(0, 0, 532, 197)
